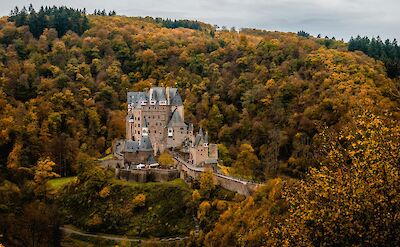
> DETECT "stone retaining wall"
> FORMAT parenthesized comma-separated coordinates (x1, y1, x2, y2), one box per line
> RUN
(98, 159, 124, 169)
(117, 168, 180, 183)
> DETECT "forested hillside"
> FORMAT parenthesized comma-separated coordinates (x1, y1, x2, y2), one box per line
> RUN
(1, 7, 400, 246)
(0, 8, 399, 180)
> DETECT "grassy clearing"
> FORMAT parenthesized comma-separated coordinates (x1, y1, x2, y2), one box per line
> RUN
(48, 177, 77, 189)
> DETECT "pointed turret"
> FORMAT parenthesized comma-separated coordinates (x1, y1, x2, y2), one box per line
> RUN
(167, 109, 184, 128)
(170, 92, 183, 106)
(194, 128, 204, 146)
(139, 135, 153, 151)
(204, 131, 209, 147)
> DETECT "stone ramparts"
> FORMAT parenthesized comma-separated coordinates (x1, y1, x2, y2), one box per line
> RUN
(174, 155, 260, 196)
(116, 168, 180, 183)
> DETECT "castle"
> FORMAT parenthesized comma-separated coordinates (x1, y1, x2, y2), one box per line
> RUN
(120, 87, 218, 167)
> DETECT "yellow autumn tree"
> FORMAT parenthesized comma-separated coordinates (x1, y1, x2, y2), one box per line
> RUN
(158, 151, 174, 167)
(278, 111, 400, 246)
(99, 186, 110, 198)
(192, 189, 201, 202)
(203, 178, 287, 246)
(132, 193, 146, 208)
(232, 143, 260, 178)
(199, 169, 216, 198)
(7, 142, 22, 169)
(33, 157, 60, 199)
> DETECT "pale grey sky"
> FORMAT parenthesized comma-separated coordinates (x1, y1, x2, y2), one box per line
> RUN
(1, 0, 399, 40)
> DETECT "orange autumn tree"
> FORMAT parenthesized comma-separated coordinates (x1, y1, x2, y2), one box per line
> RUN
(279, 111, 400, 246)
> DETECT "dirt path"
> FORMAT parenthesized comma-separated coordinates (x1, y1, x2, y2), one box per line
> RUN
(60, 225, 188, 243)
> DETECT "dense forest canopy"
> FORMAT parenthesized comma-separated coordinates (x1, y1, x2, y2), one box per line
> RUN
(1, 6, 400, 246)
(1, 6, 399, 181)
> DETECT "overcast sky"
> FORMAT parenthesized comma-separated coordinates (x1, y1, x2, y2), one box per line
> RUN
(1, 0, 399, 41)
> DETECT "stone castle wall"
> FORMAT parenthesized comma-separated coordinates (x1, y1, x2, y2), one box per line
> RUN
(176, 156, 259, 196)
(117, 168, 180, 183)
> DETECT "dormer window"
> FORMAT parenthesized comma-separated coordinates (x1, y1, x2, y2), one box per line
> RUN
(168, 128, 173, 137)
(141, 100, 147, 105)
(159, 100, 167, 105)
(150, 100, 156, 105)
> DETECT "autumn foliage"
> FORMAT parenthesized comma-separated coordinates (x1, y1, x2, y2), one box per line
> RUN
(0, 9, 400, 246)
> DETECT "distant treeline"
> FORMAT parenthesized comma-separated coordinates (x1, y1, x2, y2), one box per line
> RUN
(93, 9, 116, 16)
(155, 17, 207, 31)
(349, 36, 400, 78)
(8, 5, 90, 38)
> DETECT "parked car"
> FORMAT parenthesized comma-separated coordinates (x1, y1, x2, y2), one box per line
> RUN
(136, 164, 146, 169)
(149, 163, 160, 168)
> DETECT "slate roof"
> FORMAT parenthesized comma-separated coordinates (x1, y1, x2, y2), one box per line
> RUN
(194, 128, 203, 146)
(170, 93, 183, 106)
(124, 136, 153, 153)
(167, 109, 186, 128)
(139, 135, 153, 151)
(147, 155, 156, 164)
(127, 92, 147, 108)
(127, 87, 182, 106)
(156, 87, 166, 101)
(194, 128, 209, 146)
(125, 140, 139, 152)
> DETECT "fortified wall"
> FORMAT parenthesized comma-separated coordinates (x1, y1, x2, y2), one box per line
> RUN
(116, 168, 180, 183)
(175, 155, 259, 196)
